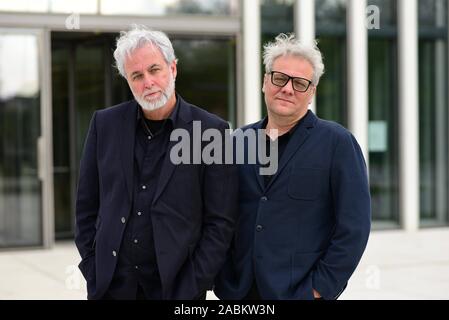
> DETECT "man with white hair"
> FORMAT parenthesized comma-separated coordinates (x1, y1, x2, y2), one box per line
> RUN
(214, 33, 371, 300)
(75, 25, 238, 300)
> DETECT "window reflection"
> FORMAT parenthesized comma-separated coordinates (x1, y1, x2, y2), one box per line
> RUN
(0, 0, 48, 13)
(368, 0, 399, 226)
(316, 0, 347, 33)
(368, 0, 397, 27)
(0, 36, 39, 99)
(419, 0, 449, 226)
(261, 0, 294, 37)
(101, 0, 238, 16)
(0, 0, 239, 15)
(172, 38, 236, 124)
(0, 33, 42, 247)
(315, 0, 347, 126)
(50, 0, 97, 14)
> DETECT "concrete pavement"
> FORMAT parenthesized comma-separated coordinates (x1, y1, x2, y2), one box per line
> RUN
(1, 228, 448, 300)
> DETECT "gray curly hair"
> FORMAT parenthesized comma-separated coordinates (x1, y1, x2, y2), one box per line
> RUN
(113, 24, 177, 78)
(263, 33, 325, 86)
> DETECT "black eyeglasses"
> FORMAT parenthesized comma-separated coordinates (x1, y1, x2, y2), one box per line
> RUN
(269, 71, 313, 92)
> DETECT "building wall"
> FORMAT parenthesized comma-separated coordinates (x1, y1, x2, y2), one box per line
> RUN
(0, 0, 447, 248)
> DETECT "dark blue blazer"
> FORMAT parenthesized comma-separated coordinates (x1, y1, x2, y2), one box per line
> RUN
(214, 111, 371, 300)
(75, 95, 238, 299)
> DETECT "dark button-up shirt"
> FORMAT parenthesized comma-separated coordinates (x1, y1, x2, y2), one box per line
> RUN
(106, 99, 179, 299)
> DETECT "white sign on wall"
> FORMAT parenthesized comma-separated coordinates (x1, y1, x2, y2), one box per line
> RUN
(369, 121, 388, 152)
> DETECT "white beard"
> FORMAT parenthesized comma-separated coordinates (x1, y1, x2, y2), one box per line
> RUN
(133, 73, 175, 112)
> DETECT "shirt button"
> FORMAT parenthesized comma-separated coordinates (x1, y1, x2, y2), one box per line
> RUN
(134, 239, 138, 244)
(112, 250, 117, 257)
(147, 135, 152, 140)
(135, 265, 139, 269)
(121, 217, 126, 224)
(142, 185, 147, 190)
(261, 196, 268, 201)
(137, 211, 142, 216)
(256, 225, 263, 232)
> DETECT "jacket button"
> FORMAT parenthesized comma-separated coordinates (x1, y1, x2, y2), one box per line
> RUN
(121, 217, 126, 224)
(112, 250, 117, 257)
(261, 196, 268, 201)
(256, 225, 263, 232)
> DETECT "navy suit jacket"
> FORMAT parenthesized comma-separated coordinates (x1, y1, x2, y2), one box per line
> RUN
(75, 95, 238, 299)
(214, 111, 371, 300)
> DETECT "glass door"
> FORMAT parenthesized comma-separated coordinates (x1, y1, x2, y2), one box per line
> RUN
(0, 29, 46, 247)
(52, 32, 130, 239)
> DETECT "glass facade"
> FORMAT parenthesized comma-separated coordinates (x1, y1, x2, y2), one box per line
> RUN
(0, 0, 239, 16)
(261, 0, 294, 39)
(368, 0, 399, 225)
(172, 38, 237, 123)
(315, 0, 347, 126)
(418, 0, 449, 226)
(0, 32, 42, 247)
(101, 0, 239, 16)
(0, 0, 48, 13)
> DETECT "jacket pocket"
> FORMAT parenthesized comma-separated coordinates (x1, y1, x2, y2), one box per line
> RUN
(288, 168, 326, 200)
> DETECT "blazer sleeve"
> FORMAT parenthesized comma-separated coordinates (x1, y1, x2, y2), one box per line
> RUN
(190, 121, 239, 293)
(312, 131, 371, 299)
(75, 111, 100, 268)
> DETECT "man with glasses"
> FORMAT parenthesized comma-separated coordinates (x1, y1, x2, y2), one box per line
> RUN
(214, 34, 371, 300)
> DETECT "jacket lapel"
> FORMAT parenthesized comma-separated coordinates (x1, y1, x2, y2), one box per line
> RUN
(152, 96, 193, 205)
(264, 111, 317, 191)
(119, 101, 138, 201)
(251, 120, 266, 191)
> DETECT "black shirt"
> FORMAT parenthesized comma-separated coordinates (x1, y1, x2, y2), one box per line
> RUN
(261, 111, 308, 186)
(106, 100, 180, 300)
